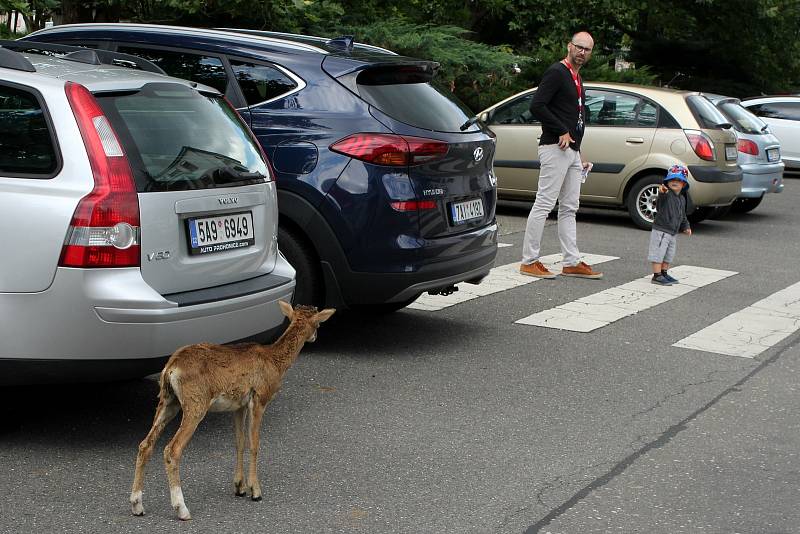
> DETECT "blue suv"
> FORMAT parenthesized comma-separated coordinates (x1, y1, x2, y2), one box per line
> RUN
(24, 24, 498, 311)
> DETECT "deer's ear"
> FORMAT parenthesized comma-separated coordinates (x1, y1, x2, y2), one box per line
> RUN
(316, 308, 336, 323)
(278, 300, 294, 319)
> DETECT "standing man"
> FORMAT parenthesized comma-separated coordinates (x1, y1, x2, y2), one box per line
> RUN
(519, 31, 603, 279)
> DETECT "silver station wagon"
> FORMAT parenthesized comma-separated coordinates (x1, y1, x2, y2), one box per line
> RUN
(0, 42, 295, 384)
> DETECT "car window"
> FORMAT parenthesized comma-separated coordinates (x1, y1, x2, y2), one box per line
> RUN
(749, 102, 800, 121)
(0, 83, 58, 177)
(487, 94, 539, 125)
(229, 60, 299, 106)
(686, 95, 730, 129)
(116, 46, 228, 95)
(355, 66, 478, 133)
(96, 84, 268, 193)
(717, 102, 766, 134)
(585, 90, 648, 126)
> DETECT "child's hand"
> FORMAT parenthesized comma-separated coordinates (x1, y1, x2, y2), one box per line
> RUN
(658, 185, 668, 193)
(683, 228, 692, 236)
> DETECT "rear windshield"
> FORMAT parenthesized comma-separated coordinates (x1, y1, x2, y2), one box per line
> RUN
(717, 101, 767, 134)
(355, 67, 478, 133)
(96, 84, 268, 192)
(686, 95, 731, 130)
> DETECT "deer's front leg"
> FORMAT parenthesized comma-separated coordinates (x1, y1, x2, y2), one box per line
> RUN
(131, 395, 179, 516)
(233, 406, 248, 497)
(246, 399, 268, 501)
(164, 407, 205, 521)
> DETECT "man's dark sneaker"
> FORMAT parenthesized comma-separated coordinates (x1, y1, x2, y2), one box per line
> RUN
(661, 270, 679, 284)
(652, 273, 674, 286)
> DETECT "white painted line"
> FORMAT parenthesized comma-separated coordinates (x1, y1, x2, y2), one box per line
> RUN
(674, 281, 800, 358)
(408, 254, 619, 311)
(515, 265, 738, 332)
(498, 242, 514, 248)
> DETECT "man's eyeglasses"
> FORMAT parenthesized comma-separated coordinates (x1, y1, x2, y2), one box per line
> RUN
(570, 42, 593, 54)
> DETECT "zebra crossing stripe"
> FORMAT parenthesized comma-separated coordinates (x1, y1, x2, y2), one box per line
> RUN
(515, 265, 738, 332)
(408, 253, 619, 311)
(673, 281, 800, 358)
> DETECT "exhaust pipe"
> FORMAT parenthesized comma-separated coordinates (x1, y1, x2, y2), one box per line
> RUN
(427, 285, 458, 297)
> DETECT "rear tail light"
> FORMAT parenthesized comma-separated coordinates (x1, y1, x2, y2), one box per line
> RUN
(390, 200, 437, 212)
(330, 133, 449, 166)
(737, 138, 759, 156)
(59, 82, 140, 268)
(684, 130, 715, 161)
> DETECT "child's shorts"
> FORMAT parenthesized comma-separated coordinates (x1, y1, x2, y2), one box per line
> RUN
(648, 229, 677, 263)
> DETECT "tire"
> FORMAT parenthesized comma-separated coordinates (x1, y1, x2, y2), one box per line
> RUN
(709, 204, 732, 219)
(731, 196, 763, 213)
(687, 206, 714, 224)
(626, 175, 662, 230)
(278, 226, 324, 307)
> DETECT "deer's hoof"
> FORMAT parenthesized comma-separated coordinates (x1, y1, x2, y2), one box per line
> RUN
(251, 495, 262, 502)
(130, 493, 144, 516)
(175, 505, 191, 521)
(235, 490, 247, 497)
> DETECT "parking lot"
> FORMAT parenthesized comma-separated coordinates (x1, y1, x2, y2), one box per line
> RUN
(3, 179, 800, 534)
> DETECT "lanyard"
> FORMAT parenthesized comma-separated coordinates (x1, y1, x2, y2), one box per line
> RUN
(562, 60, 583, 115)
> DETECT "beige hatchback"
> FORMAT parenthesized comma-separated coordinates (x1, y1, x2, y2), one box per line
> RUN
(480, 82, 743, 229)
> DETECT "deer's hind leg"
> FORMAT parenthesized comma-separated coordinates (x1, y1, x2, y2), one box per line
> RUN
(163, 404, 207, 521)
(130, 389, 180, 516)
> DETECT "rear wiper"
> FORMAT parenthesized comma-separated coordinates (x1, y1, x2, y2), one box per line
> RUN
(460, 115, 480, 132)
(212, 166, 265, 184)
(761, 124, 770, 133)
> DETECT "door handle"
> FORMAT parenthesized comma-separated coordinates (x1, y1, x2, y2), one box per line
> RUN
(626, 137, 645, 144)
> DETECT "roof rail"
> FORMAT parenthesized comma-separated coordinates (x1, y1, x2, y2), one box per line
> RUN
(0, 46, 36, 72)
(0, 40, 166, 75)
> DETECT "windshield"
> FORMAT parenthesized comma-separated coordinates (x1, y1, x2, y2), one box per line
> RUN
(96, 84, 269, 192)
(717, 101, 768, 134)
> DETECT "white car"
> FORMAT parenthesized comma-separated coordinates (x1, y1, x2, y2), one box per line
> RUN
(740, 96, 800, 171)
(0, 41, 295, 385)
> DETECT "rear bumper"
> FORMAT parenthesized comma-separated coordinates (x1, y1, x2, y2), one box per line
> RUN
(0, 256, 295, 367)
(332, 223, 498, 305)
(739, 161, 784, 198)
(687, 165, 743, 206)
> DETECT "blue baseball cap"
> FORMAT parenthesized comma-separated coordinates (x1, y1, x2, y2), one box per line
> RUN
(664, 164, 689, 189)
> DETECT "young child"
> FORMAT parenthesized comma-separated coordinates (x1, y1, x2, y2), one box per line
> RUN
(649, 164, 692, 285)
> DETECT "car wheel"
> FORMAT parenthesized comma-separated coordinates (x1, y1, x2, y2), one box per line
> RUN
(687, 206, 714, 224)
(709, 204, 732, 219)
(626, 175, 661, 230)
(731, 196, 763, 213)
(278, 226, 324, 307)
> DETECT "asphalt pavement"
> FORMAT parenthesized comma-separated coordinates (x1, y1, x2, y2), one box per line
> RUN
(1, 179, 799, 534)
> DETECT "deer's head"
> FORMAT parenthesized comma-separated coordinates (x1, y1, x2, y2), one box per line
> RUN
(279, 300, 335, 342)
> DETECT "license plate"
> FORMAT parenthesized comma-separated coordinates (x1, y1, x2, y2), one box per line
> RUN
(725, 145, 737, 161)
(767, 148, 780, 162)
(450, 198, 484, 225)
(187, 211, 255, 255)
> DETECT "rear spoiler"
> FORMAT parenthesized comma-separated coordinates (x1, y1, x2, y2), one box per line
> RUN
(322, 56, 440, 93)
(0, 40, 165, 75)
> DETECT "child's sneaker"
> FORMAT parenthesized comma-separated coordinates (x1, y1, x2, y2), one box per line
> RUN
(651, 273, 674, 286)
(661, 270, 678, 284)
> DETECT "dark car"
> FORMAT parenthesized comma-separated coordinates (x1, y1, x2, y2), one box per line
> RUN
(24, 24, 498, 312)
